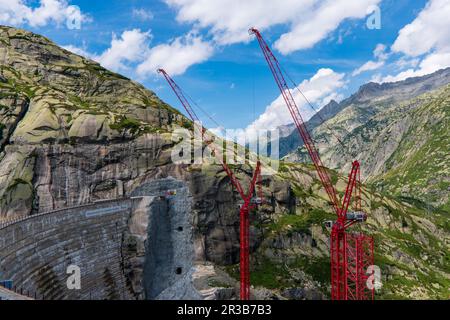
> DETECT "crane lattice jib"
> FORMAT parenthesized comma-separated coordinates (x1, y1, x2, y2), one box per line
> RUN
(249, 28, 340, 216)
(340, 161, 361, 225)
(157, 69, 246, 199)
(158, 69, 263, 300)
(158, 69, 201, 125)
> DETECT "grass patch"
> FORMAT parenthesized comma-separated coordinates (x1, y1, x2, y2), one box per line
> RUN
(267, 208, 334, 236)
(110, 116, 141, 134)
(251, 258, 287, 289)
(6, 178, 31, 192)
(292, 256, 330, 286)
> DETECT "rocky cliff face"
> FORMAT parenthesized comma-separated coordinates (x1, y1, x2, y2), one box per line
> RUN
(0, 26, 448, 300)
(0, 25, 185, 218)
(0, 24, 298, 277)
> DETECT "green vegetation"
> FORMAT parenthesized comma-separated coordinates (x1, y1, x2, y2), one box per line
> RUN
(109, 116, 158, 135)
(0, 72, 36, 99)
(266, 208, 334, 236)
(292, 256, 330, 286)
(251, 257, 289, 289)
(371, 86, 450, 212)
(6, 178, 32, 192)
(109, 116, 142, 134)
(207, 279, 233, 289)
(225, 254, 330, 295)
(180, 117, 193, 130)
(68, 94, 91, 110)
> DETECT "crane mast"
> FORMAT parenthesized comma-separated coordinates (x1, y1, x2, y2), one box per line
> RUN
(158, 69, 261, 300)
(249, 28, 373, 300)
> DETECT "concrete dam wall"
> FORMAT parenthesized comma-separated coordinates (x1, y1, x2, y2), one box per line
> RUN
(0, 178, 198, 300)
(131, 178, 200, 300)
(0, 198, 138, 299)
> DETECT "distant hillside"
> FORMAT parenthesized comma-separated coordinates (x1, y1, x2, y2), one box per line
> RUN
(283, 68, 450, 211)
(368, 85, 450, 212)
(281, 68, 450, 158)
(277, 99, 341, 156)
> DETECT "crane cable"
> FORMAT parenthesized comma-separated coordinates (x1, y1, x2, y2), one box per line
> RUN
(279, 64, 350, 151)
(280, 63, 390, 168)
(181, 87, 222, 129)
(277, 65, 379, 186)
(175, 76, 264, 197)
(282, 69, 381, 185)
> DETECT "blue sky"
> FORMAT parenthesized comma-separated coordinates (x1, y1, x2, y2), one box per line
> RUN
(2, 0, 449, 136)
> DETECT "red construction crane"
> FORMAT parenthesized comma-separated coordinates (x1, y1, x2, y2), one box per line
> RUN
(249, 28, 374, 300)
(158, 69, 261, 300)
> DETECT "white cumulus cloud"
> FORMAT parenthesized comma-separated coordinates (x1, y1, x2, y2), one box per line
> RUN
(0, 0, 87, 28)
(274, 0, 381, 54)
(64, 30, 213, 77)
(352, 43, 388, 76)
(380, 51, 450, 83)
(352, 60, 385, 76)
(373, 43, 388, 60)
(132, 8, 154, 21)
(377, 0, 450, 83)
(95, 29, 152, 72)
(165, 0, 381, 54)
(136, 33, 214, 77)
(165, 0, 311, 46)
(391, 0, 450, 57)
(244, 68, 346, 141)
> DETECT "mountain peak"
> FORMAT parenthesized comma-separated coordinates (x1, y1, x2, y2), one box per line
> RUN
(279, 66, 450, 158)
(348, 67, 450, 104)
(0, 26, 184, 147)
(324, 99, 339, 108)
